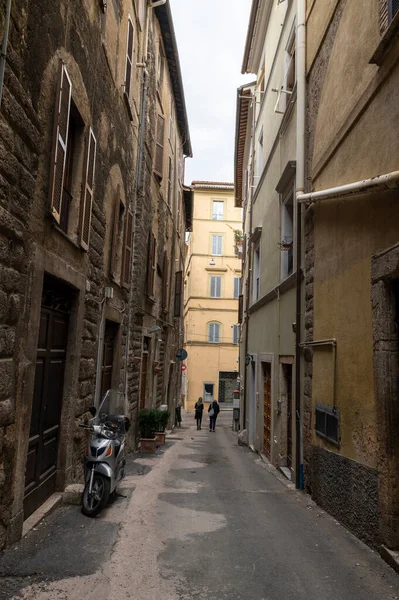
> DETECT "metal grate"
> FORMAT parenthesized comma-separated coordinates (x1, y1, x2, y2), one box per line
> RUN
(391, 0, 399, 19)
(315, 404, 339, 445)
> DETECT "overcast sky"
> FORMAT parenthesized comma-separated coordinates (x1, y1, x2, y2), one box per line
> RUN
(169, 0, 253, 185)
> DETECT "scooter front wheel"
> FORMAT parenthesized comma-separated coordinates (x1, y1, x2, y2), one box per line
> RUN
(82, 473, 110, 517)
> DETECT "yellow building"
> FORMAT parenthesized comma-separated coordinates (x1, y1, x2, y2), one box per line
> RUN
(183, 182, 242, 412)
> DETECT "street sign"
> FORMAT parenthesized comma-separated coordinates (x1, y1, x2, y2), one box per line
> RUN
(182, 364, 187, 372)
(176, 349, 188, 361)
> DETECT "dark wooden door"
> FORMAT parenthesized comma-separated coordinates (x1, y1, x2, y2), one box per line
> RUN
(285, 364, 293, 469)
(24, 308, 68, 518)
(263, 363, 272, 459)
(100, 321, 118, 399)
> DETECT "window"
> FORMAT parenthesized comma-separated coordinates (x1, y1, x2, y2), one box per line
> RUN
(166, 157, 172, 205)
(256, 128, 263, 180)
(210, 276, 222, 298)
(211, 234, 222, 256)
(48, 61, 96, 250)
(234, 277, 240, 299)
(212, 201, 224, 220)
(157, 42, 165, 93)
(154, 114, 165, 177)
(161, 251, 169, 312)
(253, 243, 260, 302)
(389, 0, 399, 24)
(315, 404, 339, 445)
(174, 270, 183, 317)
(121, 210, 133, 287)
(169, 100, 174, 144)
(208, 323, 220, 343)
(110, 184, 126, 283)
(60, 100, 85, 235)
(146, 232, 156, 297)
(281, 191, 294, 280)
(233, 324, 239, 345)
(125, 18, 134, 99)
(238, 295, 243, 324)
(283, 26, 296, 111)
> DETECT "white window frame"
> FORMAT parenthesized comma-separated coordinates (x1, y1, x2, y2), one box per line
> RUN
(253, 242, 261, 302)
(124, 17, 134, 100)
(208, 322, 221, 343)
(210, 276, 222, 298)
(256, 127, 264, 181)
(211, 234, 223, 256)
(283, 23, 296, 110)
(212, 200, 224, 221)
(234, 277, 240, 299)
(280, 189, 294, 281)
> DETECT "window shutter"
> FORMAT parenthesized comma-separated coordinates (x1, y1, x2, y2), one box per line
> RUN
(233, 325, 239, 344)
(110, 185, 121, 278)
(208, 323, 214, 342)
(122, 209, 133, 287)
(217, 277, 221, 297)
(215, 324, 220, 343)
(49, 61, 72, 224)
(146, 232, 156, 297)
(238, 295, 243, 324)
(210, 276, 215, 297)
(154, 115, 165, 177)
(125, 19, 134, 98)
(79, 128, 96, 251)
(162, 251, 169, 311)
(234, 277, 240, 299)
(174, 270, 183, 317)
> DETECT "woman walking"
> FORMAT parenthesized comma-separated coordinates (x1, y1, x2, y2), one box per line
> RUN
(194, 397, 204, 430)
(208, 399, 220, 432)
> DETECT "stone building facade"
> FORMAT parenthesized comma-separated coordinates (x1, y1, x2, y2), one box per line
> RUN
(0, 0, 191, 551)
(302, 0, 399, 549)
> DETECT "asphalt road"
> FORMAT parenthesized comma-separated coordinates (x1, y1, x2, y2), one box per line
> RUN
(1, 412, 399, 600)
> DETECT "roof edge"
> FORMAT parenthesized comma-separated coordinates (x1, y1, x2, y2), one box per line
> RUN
(155, 1, 192, 157)
(241, 0, 260, 74)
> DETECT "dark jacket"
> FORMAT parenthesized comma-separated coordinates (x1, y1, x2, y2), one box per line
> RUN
(194, 402, 204, 418)
(208, 400, 220, 416)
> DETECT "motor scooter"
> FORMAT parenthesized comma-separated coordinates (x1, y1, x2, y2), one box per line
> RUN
(79, 390, 130, 517)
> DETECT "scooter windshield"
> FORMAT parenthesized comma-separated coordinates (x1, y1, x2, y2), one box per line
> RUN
(94, 390, 127, 436)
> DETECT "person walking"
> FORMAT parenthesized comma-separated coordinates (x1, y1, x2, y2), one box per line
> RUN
(208, 399, 220, 432)
(194, 397, 204, 430)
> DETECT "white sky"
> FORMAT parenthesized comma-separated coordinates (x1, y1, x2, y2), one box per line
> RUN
(169, 0, 254, 185)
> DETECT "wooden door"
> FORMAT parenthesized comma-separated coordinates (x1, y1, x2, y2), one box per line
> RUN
(100, 321, 118, 400)
(24, 308, 68, 518)
(263, 363, 272, 459)
(285, 364, 293, 469)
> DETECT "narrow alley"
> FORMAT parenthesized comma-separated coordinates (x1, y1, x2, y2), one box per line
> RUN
(1, 412, 398, 600)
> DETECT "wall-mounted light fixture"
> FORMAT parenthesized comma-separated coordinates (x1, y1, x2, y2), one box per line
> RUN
(209, 258, 215, 266)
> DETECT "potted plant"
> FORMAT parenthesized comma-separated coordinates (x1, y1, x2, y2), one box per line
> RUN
(154, 409, 170, 445)
(234, 229, 243, 256)
(138, 409, 158, 453)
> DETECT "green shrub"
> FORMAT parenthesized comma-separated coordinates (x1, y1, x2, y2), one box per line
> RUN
(155, 410, 170, 432)
(138, 409, 158, 439)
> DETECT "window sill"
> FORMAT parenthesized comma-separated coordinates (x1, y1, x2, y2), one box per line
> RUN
(370, 12, 399, 65)
(146, 295, 156, 304)
(52, 223, 83, 252)
(123, 92, 134, 122)
(315, 430, 340, 448)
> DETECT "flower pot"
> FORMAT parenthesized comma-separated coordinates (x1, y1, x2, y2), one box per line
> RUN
(155, 432, 166, 446)
(140, 438, 157, 453)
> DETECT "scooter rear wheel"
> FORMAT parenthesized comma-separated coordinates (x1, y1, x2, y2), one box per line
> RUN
(82, 473, 110, 517)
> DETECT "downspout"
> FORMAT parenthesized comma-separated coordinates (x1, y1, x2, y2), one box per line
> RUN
(0, 0, 12, 108)
(243, 91, 256, 432)
(295, 0, 306, 490)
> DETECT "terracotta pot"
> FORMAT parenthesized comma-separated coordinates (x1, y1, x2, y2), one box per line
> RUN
(140, 438, 157, 453)
(155, 432, 166, 446)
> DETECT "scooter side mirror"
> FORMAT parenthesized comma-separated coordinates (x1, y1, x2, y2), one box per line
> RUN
(89, 406, 97, 417)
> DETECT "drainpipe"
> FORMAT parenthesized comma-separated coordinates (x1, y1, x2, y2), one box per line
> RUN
(0, 0, 12, 108)
(297, 171, 399, 203)
(295, 0, 306, 490)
